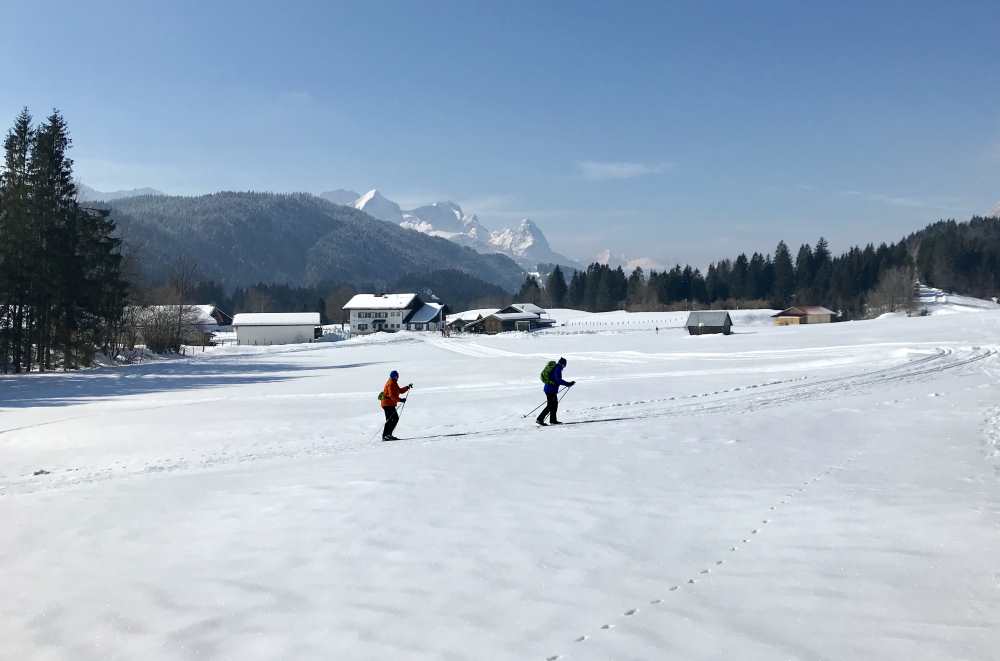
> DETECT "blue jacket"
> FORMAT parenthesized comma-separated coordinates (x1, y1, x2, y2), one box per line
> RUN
(544, 364, 571, 394)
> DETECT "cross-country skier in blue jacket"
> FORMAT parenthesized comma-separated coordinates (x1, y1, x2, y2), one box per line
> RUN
(537, 357, 575, 426)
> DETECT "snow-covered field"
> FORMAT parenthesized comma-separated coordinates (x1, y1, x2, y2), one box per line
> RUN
(547, 308, 778, 333)
(3, 311, 999, 660)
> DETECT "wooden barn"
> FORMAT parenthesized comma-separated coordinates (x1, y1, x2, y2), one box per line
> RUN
(685, 310, 733, 335)
(463, 303, 556, 335)
(772, 306, 835, 325)
(446, 309, 492, 332)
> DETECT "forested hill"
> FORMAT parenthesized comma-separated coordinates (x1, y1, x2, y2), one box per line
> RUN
(100, 192, 526, 291)
(512, 214, 1000, 320)
(907, 215, 1000, 298)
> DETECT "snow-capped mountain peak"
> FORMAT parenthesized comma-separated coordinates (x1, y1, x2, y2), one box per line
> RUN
(402, 201, 467, 234)
(334, 187, 579, 269)
(488, 218, 552, 257)
(989, 200, 1000, 217)
(354, 189, 402, 223)
(595, 248, 663, 272)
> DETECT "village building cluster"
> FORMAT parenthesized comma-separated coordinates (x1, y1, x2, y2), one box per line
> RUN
(140, 292, 839, 347)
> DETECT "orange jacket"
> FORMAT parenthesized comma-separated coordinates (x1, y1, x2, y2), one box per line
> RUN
(381, 379, 410, 407)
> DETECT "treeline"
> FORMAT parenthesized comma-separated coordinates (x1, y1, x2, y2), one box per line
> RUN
(519, 236, 918, 319)
(0, 109, 126, 373)
(910, 216, 1000, 297)
(169, 268, 513, 326)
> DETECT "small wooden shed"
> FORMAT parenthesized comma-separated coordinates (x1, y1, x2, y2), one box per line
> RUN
(772, 306, 835, 325)
(685, 310, 733, 335)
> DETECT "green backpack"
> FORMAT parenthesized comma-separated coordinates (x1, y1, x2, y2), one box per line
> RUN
(540, 360, 557, 384)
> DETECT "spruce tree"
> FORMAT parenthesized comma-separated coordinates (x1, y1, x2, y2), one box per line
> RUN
(516, 275, 543, 305)
(545, 265, 567, 308)
(731, 254, 750, 300)
(771, 240, 795, 308)
(0, 109, 127, 371)
(30, 110, 79, 368)
(567, 271, 586, 309)
(626, 267, 645, 307)
(594, 270, 614, 311)
(794, 243, 814, 302)
(0, 108, 35, 372)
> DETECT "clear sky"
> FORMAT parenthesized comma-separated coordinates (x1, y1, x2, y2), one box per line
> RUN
(2, 0, 998, 266)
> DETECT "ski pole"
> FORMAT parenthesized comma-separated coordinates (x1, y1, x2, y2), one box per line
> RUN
(521, 384, 573, 418)
(370, 391, 411, 442)
(521, 399, 547, 419)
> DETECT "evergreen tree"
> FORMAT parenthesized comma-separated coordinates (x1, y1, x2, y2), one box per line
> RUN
(0, 109, 125, 372)
(567, 270, 586, 308)
(794, 243, 814, 301)
(516, 275, 543, 305)
(626, 267, 645, 307)
(748, 252, 767, 300)
(0, 108, 35, 372)
(594, 269, 614, 311)
(731, 254, 750, 300)
(545, 265, 567, 308)
(771, 240, 795, 308)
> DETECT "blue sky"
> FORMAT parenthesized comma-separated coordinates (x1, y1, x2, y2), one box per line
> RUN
(2, 0, 998, 266)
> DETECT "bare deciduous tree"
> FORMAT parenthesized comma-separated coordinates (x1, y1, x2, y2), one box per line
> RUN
(866, 266, 916, 317)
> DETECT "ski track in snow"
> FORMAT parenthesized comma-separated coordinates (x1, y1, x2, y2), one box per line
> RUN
(1, 346, 993, 497)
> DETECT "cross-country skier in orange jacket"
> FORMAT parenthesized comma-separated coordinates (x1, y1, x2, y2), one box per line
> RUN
(381, 370, 412, 440)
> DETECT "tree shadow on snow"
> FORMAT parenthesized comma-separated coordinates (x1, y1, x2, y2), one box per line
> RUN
(0, 359, 387, 410)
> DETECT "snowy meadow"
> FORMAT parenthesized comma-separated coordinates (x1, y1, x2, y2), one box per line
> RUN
(2, 310, 999, 660)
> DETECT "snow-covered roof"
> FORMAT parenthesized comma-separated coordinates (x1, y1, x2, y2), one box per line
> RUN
(446, 308, 496, 323)
(509, 303, 545, 315)
(232, 313, 321, 326)
(491, 312, 541, 321)
(685, 311, 732, 326)
(407, 302, 445, 324)
(343, 293, 419, 310)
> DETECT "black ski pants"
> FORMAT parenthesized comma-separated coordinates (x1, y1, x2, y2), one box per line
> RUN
(383, 406, 399, 438)
(537, 391, 560, 423)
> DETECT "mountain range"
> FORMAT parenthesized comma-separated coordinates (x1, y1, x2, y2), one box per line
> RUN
(82, 182, 667, 279)
(101, 192, 526, 292)
(77, 183, 165, 202)
(594, 249, 664, 272)
(319, 188, 579, 270)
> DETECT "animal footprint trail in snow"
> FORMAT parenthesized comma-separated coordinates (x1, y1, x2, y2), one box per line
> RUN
(544, 419, 871, 660)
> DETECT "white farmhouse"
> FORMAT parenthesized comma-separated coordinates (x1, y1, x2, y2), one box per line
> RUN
(231, 312, 320, 346)
(342, 293, 447, 334)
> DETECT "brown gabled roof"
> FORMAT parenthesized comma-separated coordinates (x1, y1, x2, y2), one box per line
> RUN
(773, 306, 836, 317)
